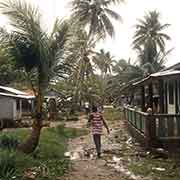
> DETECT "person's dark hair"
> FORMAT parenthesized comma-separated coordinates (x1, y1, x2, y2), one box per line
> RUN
(92, 105, 97, 112)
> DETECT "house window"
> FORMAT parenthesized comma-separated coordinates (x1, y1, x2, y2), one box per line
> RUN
(169, 82, 174, 105)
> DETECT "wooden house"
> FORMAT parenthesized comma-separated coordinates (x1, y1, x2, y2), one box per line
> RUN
(0, 86, 35, 120)
(123, 63, 180, 150)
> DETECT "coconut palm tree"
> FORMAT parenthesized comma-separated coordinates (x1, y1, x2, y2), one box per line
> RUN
(107, 59, 144, 100)
(0, 0, 70, 153)
(71, 0, 123, 39)
(133, 10, 171, 74)
(133, 11, 170, 53)
(64, 27, 98, 105)
(93, 49, 114, 77)
(69, 0, 123, 105)
(135, 45, 172, 76)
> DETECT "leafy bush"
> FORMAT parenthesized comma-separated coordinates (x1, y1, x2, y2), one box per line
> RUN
(0, 134, 19, 150)
(104, 108, 123, 121)
(0, 150, 16, 179)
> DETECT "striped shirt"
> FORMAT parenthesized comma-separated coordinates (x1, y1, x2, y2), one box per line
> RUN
(90, 112, 103, 135)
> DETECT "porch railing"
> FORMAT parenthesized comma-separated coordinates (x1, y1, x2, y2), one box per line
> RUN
(124, 106, 180, 148)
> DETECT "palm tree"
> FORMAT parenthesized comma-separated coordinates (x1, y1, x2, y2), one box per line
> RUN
(133, 11, 170, 53)
(0, 0, 69, 153)
(71, 0, 123, 39)
(69, 0, 123, 105)
(107, 59, 143, 100)
(135, 45, 172, 76)
(133, 10, 171, 74)
(64, 28, 98, 105)
(93, 49, 114, 77)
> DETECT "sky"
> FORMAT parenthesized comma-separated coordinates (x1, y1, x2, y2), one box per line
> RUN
(0, 0, 179, 66)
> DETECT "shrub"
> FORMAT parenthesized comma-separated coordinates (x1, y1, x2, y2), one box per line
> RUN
(0, 134, 19, 150)
(0, 150, 16, 179)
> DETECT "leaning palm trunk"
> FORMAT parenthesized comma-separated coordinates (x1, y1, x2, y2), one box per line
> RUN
(0, 0, 70, 154)
(17, 117, 42, 153)
(18, 81, 44, 154)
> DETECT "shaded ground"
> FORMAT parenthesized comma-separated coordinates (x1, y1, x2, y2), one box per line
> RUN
(62, 113, 150, 180)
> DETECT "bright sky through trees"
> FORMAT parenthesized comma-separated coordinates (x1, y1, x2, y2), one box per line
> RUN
(0, 0, 179, 66)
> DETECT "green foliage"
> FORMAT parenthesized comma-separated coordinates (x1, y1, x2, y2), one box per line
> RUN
(107, 59, 143, 101)
(0, 0, 70, 107)
(0, 49, 24, 85)
(133, 10, 171, 75)
(0, 134, 19, 150)
(0, 150, 16, 179)
(71, 0, 123, 38)
(103, 107, 123, 121)
(129, 156, 180, 180)
(1, 125, 87, 179)
(93, 49, 115, 76)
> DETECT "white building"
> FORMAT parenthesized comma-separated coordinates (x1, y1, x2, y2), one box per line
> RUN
(0, 86, 35, 120)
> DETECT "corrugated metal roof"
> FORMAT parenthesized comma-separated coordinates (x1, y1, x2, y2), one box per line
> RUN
(0, 86, 27, 95)
(0, 92, 35, 99)
(150, 70, 180, 77)
(132, 70, 180, 86)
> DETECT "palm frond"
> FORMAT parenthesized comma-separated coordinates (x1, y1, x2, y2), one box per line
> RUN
(104, 8, 122, 21)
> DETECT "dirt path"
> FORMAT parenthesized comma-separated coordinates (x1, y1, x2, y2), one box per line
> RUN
(62, 115, 150, 180)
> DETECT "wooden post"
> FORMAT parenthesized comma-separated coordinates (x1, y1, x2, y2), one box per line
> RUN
(145, 113, 156, 149)
(148, 83, 153, 109)
(175, 80, 178, 114)
(145, 114, 151, 148)
(159, 79, 164, 113)
(141, 86, 145, 112)
(19, 99, 22, 119)
(164, 81, 168, 113)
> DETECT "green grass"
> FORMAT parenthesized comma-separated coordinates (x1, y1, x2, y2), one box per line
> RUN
(0, 125, 87, 180)
(129, 155, 180, 180)
(103, 107, 123, 121)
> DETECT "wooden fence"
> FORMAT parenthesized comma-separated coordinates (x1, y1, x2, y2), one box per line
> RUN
(124, 106, 180, 149)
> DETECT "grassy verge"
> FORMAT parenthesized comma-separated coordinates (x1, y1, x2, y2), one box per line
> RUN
(103, 107, 124, 121)
(129, 155, 180, 180)
(0, 125, 87, 180)
(103, 108, 180, 180)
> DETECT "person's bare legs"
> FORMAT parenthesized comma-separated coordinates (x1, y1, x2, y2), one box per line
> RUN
(93, 134, 101, 158)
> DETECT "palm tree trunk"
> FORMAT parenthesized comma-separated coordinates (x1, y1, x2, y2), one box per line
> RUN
(17, 118, 42, 154)
(18, 83, 44, 154)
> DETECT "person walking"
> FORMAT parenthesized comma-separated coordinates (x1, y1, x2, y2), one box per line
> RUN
(88, 105, 110, 158)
